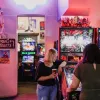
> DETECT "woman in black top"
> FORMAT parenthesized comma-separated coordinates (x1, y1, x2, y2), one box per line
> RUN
(67, 44, 100, 100)
(36, 48, 61, 100)
(36, 48, 66, 100)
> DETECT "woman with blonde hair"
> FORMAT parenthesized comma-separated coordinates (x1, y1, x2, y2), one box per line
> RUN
(36, 48, 58, 100)
(36, 48, 66, 100)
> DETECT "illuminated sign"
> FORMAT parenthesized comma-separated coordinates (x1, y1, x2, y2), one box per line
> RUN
(0, 39, 15, 49)
(22, 51, 35, 55)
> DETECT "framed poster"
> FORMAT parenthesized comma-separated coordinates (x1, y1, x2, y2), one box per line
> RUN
(29, 18, 36, 29)
(18, 21, 26, 30)
(40, 21, 45, 30)
(18, 17, 37, 33)
(0, 50, 10, 64)
(40, 32, 45, 39)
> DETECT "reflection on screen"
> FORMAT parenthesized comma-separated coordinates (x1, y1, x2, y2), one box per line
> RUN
(67, 73, 73, 86)
(65, 65, 81, 91)
(37, 44, 45, 56)
(22, 56, 34, 63)
(22, 42, 35, 51)
(60, 28, 93, 52)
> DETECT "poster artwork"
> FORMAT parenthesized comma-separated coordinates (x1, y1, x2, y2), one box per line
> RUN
(25, 17, 36, 32)
(40, 21, 45, 30)
(18, 21, 26, 30)
(0, 8, 6, 39)
(0, 50, 10, 64)
(40, 32, 45, 39)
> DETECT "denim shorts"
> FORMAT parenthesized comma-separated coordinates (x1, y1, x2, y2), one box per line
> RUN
(37, 84, 57, 100)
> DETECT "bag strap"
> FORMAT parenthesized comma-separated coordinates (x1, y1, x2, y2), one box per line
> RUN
(93, 63, 96, 70)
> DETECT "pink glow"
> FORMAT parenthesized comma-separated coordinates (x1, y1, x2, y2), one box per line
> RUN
(64, 8, 90, 16)
(14, 0, 47, 9)
(1, 0, 100, 98)
(13, 0, 23, 5)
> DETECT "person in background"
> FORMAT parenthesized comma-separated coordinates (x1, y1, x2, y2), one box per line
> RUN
(34, 55, 40, 82)
(18, 58, 24, 81)
(67, 43, 100, 100)
(34, 55, 40, 70)
(36, 48, 66, 100)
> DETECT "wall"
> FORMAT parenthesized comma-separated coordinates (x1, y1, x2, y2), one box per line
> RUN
(0, 0, 59, 97)
(69, 0, 88, 8)
(18, 16, 45, 43)
(57, 0, 69, 20)
(87, 0, 100, 27)
(68, 0, 100, 27)
(0, 15, 17, 97)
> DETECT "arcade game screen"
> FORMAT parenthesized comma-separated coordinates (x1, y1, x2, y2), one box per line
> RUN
(65, 65, 81, 90)
(60, 28, 93, 53)
(22, 42, 35, 51)
(60, 54, 82, 62)
(54, 40, 58, 51)
(22, 56, 34, 63)
(68, 56, 82, 62)
(37, 44, 45, 57)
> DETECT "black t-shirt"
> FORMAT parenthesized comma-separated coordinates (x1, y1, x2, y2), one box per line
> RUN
(36, 62, 57, 86)
(36, 60, 63, 86)
(53, 60, 64, 69)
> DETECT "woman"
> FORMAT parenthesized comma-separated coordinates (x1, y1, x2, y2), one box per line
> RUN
(67, 43, 100, 100)
(36, 48, 66, 100)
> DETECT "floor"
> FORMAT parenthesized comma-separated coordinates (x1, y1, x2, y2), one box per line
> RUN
(14, 93, 37, 100)
(0, 82, 37, 100)
(18, 82, 37, 94)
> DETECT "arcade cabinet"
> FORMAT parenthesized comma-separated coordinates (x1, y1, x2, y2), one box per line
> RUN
(59, 27, 94, 100)
(37, 43, 45, 61)
(54, 40, 58, 51)
(18, 37, 36, 81)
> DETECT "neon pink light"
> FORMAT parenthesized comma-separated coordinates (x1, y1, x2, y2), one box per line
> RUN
(14, 0, 47, 9)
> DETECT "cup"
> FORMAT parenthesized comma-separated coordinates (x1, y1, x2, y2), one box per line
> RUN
(52, 69, 57, 74)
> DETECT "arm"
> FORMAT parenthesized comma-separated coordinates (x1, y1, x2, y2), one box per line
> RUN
(67, 75, 80, 92)
(58, 61, 67, 75)
(38, 73, 56, 81)
(36, 62, 57, 81)
(58, 66, 63, 75)
(38, 76, 50, 81)
(67, 63, 81, 92)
